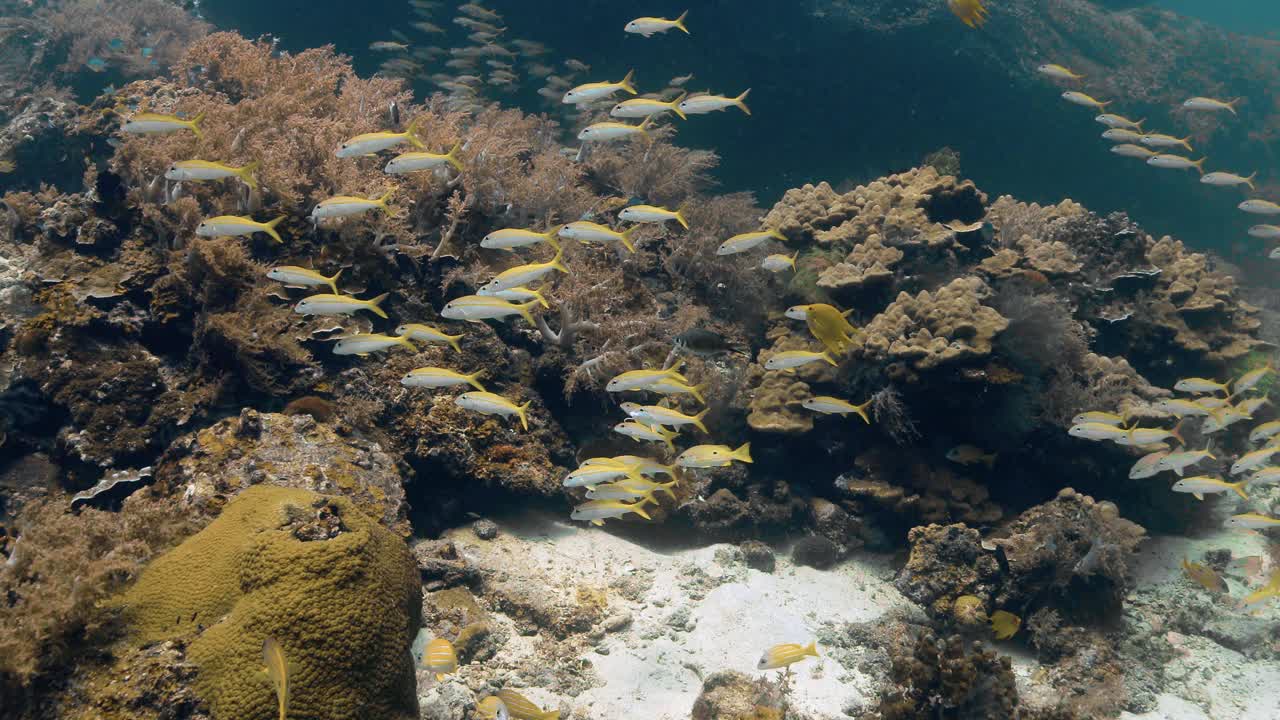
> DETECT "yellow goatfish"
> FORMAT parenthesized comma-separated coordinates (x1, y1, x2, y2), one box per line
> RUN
(1141, 133, 1194, 152)
(761, 252, 798, 273)
(267, 265, 342, 293)
(1147, 154, 1206, 175)
(678, 89, 751, 116)
(197, 215, 285, 243)
(1225, 513, 1280, 530)
(481, 225, 563, 251)
(801, 396, 872, 424)
(293, 292, 389, 318)
(480, 250, 569, 293)
(763, 349, 836, 370)
(717, 228, 785, 255)
(1096, 113, 1144, 131)
(756, 641, 818, 670)
(649, 377, 707, 404)
(618, 204, 689, 228)
(613, 420, 679, 450)
(477, 285, 550, 308)
(606, 365, 689, 392)
(122, 111, 204, 137)
(336, 116, 426, 157)
(675, 442, 752, 468)
(424, 637, 458, 680)
(1201, 171, 1256, 191)
(624, 10, 690, 37)
(1062, 91, 1109, 109)
(570, 498, 652, 525)
(1243, 570, 1280, 607)
(496, 689, 560, 720)
(1240, 199, 1280, 215)
(611, 94, 688, 120)
(333, 333, 416, 356)
(395, 324, 463, 352)
(1174, 377, 1229, 394)
(455, 391, 531, 430)
(577, 117, 653, 143)
(1182, 96, 1240, 115)
(262, 638, 290, 720)
(1233, 363, 1274, 394)
(1037, 63, 1084, 81)
(311, 190, 394, 220)
(384, 142, 464, 173)
(165, 159, 259, 189)
(401, 367, 486, 390)
(563, 70, 637, 104)
(620, 402, 709, 432)
(441, 295, 539, 324)
(559, 221, 639, 252)
(1112, 143, 1157, 159)
(1170, 475, 1248, 501)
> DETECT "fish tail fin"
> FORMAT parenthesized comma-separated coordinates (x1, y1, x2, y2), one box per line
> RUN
(659, 479, 678, 499)
(804, 640, 819, 657)
(326, 268, 343, 294)
(1099, 100, 1112, 109)
(1179, 136, 1194, 151)
(692, 408, 709, 433)
(675, 207, 689, 229)
(530, 287, 550, 309)
(367, 292, 390, 319)
(447, 333, 463, 353)
(674, 10, 690, 33)
(237, 160, 260, 190)
(467, 371, 486, 392)
(517, 401, 530, 431)
(263, 215, 287, 244)
(405, 115, 427, 148)
(668, 358, 686, 375)
(189, 111, 205, 138)
(769, 228, 786, 241)
(853, 399, 872, 425)
(619, 225, 637, 252)
(517, 299, 539, 325)
(670, 92, 688, 120)
(1134, 118, 1145, 132)
(1193, 157, 1206, 175)
(620, 69, 637, 95)
(1247, 171, 1257, 191)
(444, 141, 464, 170)
(734, 88, 751, 115)
(1171, 418, 1187, 447)
(628, 501, 652, 520)
(1232, 480, 1249, 500)
(821, 351, 837, 366)
(637, 115, 654, 140)
(550, 248, 569, 274)
(398, 335, 418, 352)
(1229, 97, 1242, 115)
(377, 188, 396, 215)
(732, 442, 753, 464)
(690, 383, 707, 405)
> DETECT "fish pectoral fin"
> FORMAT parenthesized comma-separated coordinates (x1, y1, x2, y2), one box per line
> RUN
(591, 519, 604, 526)
(1194, 493, 1204, 501)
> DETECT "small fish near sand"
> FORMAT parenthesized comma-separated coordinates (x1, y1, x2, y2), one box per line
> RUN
(570, 498, 652, 526)
(424, 637, 458, 680)
(756, 641, 818, 670)
(989, 610, 1021, 640)
(496, 689, 560, 720)
(1224, 513, 1280, 531)
(1170, 475, 1248, 501)
(1181, 557, 1227, 593)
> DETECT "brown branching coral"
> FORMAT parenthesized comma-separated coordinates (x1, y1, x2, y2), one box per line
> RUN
(45, 0, 207, 78)
(583, 126, 719, 206)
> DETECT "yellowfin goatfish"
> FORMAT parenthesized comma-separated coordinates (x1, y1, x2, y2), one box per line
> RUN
(1240, 199, 1280, 215)
(577, 117, 653, 142)
(613, 420, 678, 450)
(496, 689, 560, 720)
(455, 391, 531, 430)
(1182, 96, 1240, 114)
(649, 376, 707, 404)
(675, 443, 752, 468)
(478, 285, 549, 308)
(262, 638, 290, 720)
(611, 94, 688, 120)
(756, 641, 818, 670)
(267, 265, 342, 293)
(197, 214, 285, 243)
(717, 228, 786, 255)
(122, 111, 204, 137)
(1170, 475, 1248, 501)
(384, 142, 464, 173)
(441, 295, 539, 324)
(334, 333, 416, 356)
(764, 349, 836, 370)
(336, 117, 426, 157)
(1071, 410, 1127, 426)
(948, 0, 989, 28)
(1174, 377, 1229, 394)
(584, 455, 676, 478)
(990, 610, 1021, 640)
(1068, 422, 1129, 441)
(1097, 113, 1144, 130)
(1243, 571, 1280, 607)
(1037, 63, 1083, 81)
(1251, 467, 1280, 485)
(476, 696, 511, 720)
(401, 367, 485, 390)
(1251, 419, 1280, 443)
(618, 204, 688, 228)
(395, 324, 463, 352)
(620, 402, 709, 432)
(1152, 398, 1215, 418)
(481, 226, 563, 251)
(1201, 171, 1256, 190)
(311, 190, 394, 220)
(1147, 154, 1206, 174)
(1112, 144, 1157, 159)
(1231, 446, 1279, 475)
(624, 10, 690, 37)
(571, 499, 651, 526)
(294, 292, 390, 318)
(761, 252, 798, 273)
(1141, 133, 1193, 152)
(1155, 448, 1214, 477)
(479, 250, 569, 293)
(424, 638, 458, 680)
(563, 70, 637, 104)
(1129, 450, 1169, 479)
(1062, 91, 1109, 109)
(606, 366, 689, 393)
(1238, 396, 1271, 417)
(1102, 128, 1146, 143)
(584, 482, 660, 503)
(563, 462, 644, 488)
(1249, 225, 1280, 239)
(802, 396, 872, 424)
(1234, 364, 1275, 394)
(165, 159, 259, 189)
(1202, 407, 1251, 434)
(946, 444, 998, 468)
(678, 89, 751, 116)
(1115, 425, 1185, 447)
(559, 221, 639, 252)
(1225, 513, 1280, 530)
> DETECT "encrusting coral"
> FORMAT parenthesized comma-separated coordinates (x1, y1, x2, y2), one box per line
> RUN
(858, 276, 1010, 375)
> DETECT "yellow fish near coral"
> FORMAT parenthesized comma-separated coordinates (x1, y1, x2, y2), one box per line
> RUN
(165, 159, 260, 189)
(455, 391, 532, 430)
(947, 0, 990, 28)
(717, 228, 784, 255)
(756, 641, 818, 670)
(764, 350, 836, 371)
(333, 333, 416, 356)
(336, 116, 427, 157)
(1243, 570, 1280, 608)
(122, 110, 204, 137)
(802, 396, 872, 424)
(197, 214, 286, 243)
(294, 292, 390, 318)
(760, 252, 798, 273)
(1181, 557, 1227, 593)
(476, 696, 511, 720)
(618, 204, 689, 228)
(395, 323, 463, 352)
(311, 190, 395, 220)
(497, 688, 560, 720)
(571, 498, 652, 525)
(805, 303, 858, 354)
(424, 637, 458, 680)
(675, 443, 752, 468)
(990, 610, 1020, 639)
(384, 142, 464, 174)
(400, 367, 486, 390)
(267, 265, 343, 294)
(262, 638, 290, 720)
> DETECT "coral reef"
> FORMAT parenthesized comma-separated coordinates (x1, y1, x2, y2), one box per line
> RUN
(865, 626, 1020, 720)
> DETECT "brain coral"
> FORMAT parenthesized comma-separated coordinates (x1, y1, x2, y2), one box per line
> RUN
(118, 485, 421, 720)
